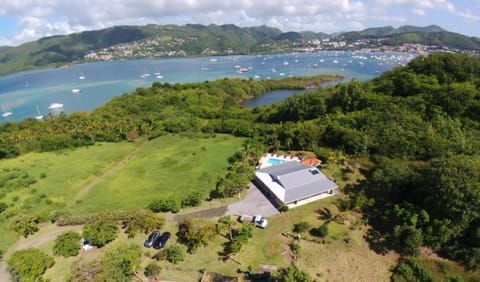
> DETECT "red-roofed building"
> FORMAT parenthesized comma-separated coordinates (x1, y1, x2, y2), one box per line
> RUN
(301, 157, 322, 167)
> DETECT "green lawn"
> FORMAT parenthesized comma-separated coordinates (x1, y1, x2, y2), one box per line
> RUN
(0, 142, 138, 251)
(0, 134, 243, 252)
(68, 134, 244, 215)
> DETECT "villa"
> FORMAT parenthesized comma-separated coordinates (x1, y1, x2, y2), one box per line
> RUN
(254, 154, 337, 209)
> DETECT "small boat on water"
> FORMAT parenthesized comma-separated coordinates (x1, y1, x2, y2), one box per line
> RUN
(238, 67, 249, 73)
(78, 71, 86, 80)
(48, 103, 64, 109)
(35, 106, 43, 120)
(72, 88, 81, 93)
(1, 102, 12, 117)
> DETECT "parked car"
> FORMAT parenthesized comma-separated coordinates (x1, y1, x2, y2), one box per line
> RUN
(144, 231, 161, 248)
(153, 231, 171, 249)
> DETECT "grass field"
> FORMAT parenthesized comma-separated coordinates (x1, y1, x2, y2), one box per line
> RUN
(68, 134, 244, 215)
(0, 141, 138, 251)
(0, 134, 243, 252)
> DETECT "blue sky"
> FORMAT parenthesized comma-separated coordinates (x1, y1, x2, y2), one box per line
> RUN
(0, 0, 478, 46)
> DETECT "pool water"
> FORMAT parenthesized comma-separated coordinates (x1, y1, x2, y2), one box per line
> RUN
(267, 158, 285, 165)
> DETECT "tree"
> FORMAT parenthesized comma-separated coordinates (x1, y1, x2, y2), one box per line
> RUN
(53, 231, 81, 257)
(270, 265, 312, 282)
(7, 248, 54, 282)
(10, 214, 39, 238)
(144, 262, 161, 278)
(83, 218, 118, 247)
(178, 218, 216, 253)
(166, 244, 185, 264)
(123, 209, 165, 238)
(101, 243, 141, 279)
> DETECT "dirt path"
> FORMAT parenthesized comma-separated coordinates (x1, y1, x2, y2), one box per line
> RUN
(69, 140, 149, 206)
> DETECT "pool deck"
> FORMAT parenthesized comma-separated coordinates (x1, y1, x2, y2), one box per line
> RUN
(257, 153, 300, 170)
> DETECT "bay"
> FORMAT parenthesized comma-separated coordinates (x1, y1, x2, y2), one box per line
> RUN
(0, 51, 416, 122)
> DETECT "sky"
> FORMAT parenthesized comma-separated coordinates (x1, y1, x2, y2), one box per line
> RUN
(0, 0, 479, 46)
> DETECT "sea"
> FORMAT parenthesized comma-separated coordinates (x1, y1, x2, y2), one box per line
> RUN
(0, 51, 416, 122)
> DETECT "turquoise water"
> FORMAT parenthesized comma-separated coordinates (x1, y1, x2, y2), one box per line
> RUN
(267, 158, 286, 165)
(0, 51, 416, 122)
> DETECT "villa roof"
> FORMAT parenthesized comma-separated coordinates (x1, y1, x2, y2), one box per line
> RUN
(257, 162, 337, 204)
(301, 157, 322, 167)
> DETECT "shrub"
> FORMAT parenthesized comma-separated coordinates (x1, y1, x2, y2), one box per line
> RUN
(83, 218, 118, 247)
(10, 214, 39, 237)
(7, 248, 54, 282)
(49, 210, 70, 223)
(53, 231, 81, 257)
(144, 262, 161, 277)
(166, 244, 185, 264)
(124, 209, 165, 238)
(280, 205, 289, 212)
(0, 202, 8, 214)
(291, 243, 302, 253)
(56, 214, 87, 226)
(181, 191, 203, 208)
(293, 222, 311, 233)
(147, 196, 179, 213)
(310, 224, 329, 238)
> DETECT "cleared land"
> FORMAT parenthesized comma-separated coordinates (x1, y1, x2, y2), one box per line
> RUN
(68, 134, 244, 215)
(0, 134, 243, 252)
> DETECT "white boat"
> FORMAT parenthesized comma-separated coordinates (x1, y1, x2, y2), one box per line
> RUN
(1, 102, 12, 117)
(35, 106, 43, 120)
(79, 71, 86, 80)
(72, 88, 81, 93)
(238, 67, 249, 73)
(48, 103, 64, 109)
(156, 75, 164, 79)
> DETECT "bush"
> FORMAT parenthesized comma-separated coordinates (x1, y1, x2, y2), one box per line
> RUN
(10, 214, 39, 237)
(280, 205, 289, 212)
(310, 224, 329, 238)
(83, 218, 118, 247)
(144, 262, 161, 277)
(181, 191, 203, 208)
(0, 202, 8, 214)
(49, 210, 70, 223)
(291, 243, 302, 253)
(293, 222, 311, 233)
(53, 231, 81, 257)
(123, 209, 165, 238)
(166, 244, 185, 264)
(7, 248, 54, 282)
(147, 196, 179, 213)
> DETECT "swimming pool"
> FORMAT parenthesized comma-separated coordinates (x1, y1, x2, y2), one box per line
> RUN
(267, 158, 285, 165)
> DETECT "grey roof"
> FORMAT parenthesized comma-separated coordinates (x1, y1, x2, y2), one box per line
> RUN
(259, 162, 337, 204)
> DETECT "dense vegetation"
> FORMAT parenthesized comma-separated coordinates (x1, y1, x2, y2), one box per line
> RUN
(1, 52, 480, 277)
(7, 248, 54, 282)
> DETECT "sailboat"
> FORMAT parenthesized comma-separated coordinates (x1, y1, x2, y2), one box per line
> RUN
(35, 106, 44, 120)
(1, 102, 12, 117)
(79, 71, 86, 80)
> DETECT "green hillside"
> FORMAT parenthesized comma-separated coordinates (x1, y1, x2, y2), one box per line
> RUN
(1, 23, 479, 76)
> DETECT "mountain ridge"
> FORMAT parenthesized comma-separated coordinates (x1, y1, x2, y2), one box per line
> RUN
(0, 23, 478, 75)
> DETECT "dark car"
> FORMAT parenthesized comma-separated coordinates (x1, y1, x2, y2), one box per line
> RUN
(144, 231, 160, 248)
(153, 231, 171, 249)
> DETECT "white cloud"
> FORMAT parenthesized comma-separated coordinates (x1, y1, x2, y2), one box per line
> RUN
(413, 8, 426, 16)
(0, 0, 476, 46)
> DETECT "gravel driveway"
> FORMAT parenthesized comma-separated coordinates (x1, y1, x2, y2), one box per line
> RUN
(225, 182, 279, 217)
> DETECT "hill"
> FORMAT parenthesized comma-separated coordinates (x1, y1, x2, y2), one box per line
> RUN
(337, 25, 480, 50)
(1, 24, 480, 76)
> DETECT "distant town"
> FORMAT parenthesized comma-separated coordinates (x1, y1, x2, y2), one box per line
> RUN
(84, 36, 473, 62)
